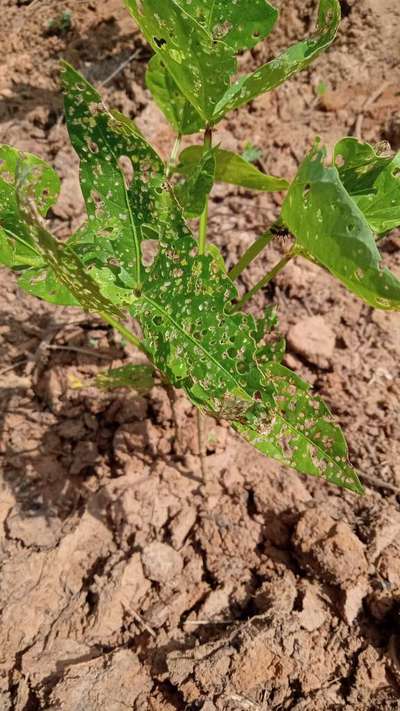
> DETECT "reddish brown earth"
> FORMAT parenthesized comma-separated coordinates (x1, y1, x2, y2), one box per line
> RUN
(1, 0, 400, 708)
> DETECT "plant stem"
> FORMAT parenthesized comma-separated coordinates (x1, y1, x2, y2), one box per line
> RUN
(99, 311, 147, 355)
(233, 247, 296, 312)
(198, 127, 213, 256)
(228, 228, 275, 282)
(166, 135, 182, 178)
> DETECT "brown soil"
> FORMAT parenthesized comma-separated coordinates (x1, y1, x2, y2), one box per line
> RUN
(1, 0, 400, 709)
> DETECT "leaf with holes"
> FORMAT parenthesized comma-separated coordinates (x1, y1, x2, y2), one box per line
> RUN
(124, 0, 236, 123)
(0, 4, 379, 498)
(146, 55, 204, 135)
(174, 147, 216, 218)
(334, 138, 400, 234)
(177, 145, 289, 192)
(3, 145, 123, 315)
(66, 217, 137, 307)
(212, 0, 341, 123)
(282, 142, 400, 311)
(61, 62, 165, 291)
(235, 363, 364, 494)
(96, 363, 155, 391)
(0, 144, 59, 269)
(18, 221, 122, 316)
(18, 265, 79, 306)
(176, 0, 278, 52)
(131, 192, 363, 494)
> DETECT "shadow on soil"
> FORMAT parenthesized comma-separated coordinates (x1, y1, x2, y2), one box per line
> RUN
(0, 16, 150, 126)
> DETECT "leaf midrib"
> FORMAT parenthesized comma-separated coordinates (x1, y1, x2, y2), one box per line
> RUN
(93, 116, 142, 288)
(142, 293, 253, 402)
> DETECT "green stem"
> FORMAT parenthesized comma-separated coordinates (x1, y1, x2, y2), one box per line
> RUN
(198, 127, 213, 256)
(233, 248, 296, 312)
(99, 310, 148, 355)
(228, 228, 275, 282)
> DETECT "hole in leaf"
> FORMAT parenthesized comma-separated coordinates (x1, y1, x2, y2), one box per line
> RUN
(142, 239, 159, 267)
(335, 154, 345, 168)
(88, 140, 99, 154)
(154, 37, 166, 48)
(91, 190, 103, 209)
(89, 101, 102, 115)
(392, 167, 400, 179)
(1, 170, 12, 183)
(118, 155, 134, 188)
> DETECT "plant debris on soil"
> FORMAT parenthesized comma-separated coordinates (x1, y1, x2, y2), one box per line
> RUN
(1, 0, 400, 709)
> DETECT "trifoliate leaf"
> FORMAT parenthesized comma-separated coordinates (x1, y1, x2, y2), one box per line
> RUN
(282, 143, 400, 311)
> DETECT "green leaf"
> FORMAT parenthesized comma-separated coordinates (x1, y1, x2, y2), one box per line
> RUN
(4, 147, 123, 316)
(127, 0, 339, 128)
(333, 138, 392, 196)
(334, 137, 400, 234)
(61, 61, 165, 290)
(255, 307, 286, 365)
(235, 363, 364, 494)
(282, 142, 400, 311)
(124, 0, 236, 122)
(177, 146, 288, 192)
(176, 0, 279, 52)
(66, 217, 136, 307)
(18, 222, 122, 316)
(18, 266, 79, 306)
(131, 190, 362, 494)
(0, 145, 60, 269)
(146, 55, 204, 135)
(96, 363, 155, 391)
(212, 0, 341, 123)
(175, 147, 216, 217)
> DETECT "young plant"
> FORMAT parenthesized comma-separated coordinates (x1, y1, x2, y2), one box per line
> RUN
(1, 0, 400, 495)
